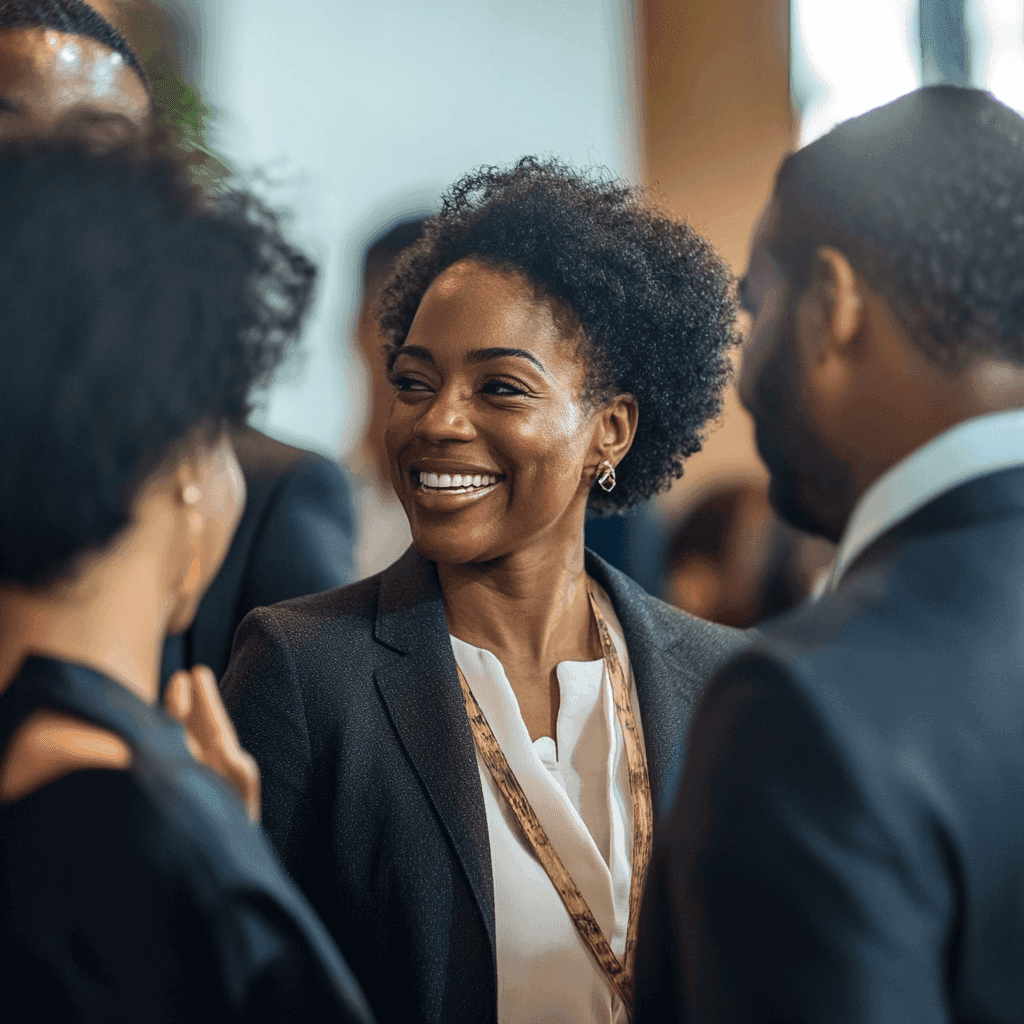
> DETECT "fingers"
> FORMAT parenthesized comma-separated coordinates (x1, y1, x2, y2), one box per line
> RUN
(181, 664, 261, 824)
(164, 670, 193, 722)
(183, 665, 230, 751)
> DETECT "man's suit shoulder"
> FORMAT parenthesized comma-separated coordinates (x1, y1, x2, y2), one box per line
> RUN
(715, 523, 1024, 816)
(231, 426, 330, 483)
(230, 426, 353, 529)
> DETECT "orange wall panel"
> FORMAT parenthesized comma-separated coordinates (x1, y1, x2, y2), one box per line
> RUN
(641, 0, 794, 512)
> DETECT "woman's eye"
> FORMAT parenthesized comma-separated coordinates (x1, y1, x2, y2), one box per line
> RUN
(482, 379, 528, 397)
(389, 374, 431, 392)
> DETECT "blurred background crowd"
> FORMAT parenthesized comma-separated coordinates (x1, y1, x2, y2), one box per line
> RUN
(109, 0, 1024, 627)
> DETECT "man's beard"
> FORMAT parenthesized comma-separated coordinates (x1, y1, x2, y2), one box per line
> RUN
(751, 324, 855, 544)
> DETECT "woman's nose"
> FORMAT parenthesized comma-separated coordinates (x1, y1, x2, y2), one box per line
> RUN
(412, 386, 476, 441)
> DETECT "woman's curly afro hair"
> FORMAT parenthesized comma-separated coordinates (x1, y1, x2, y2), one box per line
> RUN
(377, 156, 738, 514)
(0, 140, 315, 587)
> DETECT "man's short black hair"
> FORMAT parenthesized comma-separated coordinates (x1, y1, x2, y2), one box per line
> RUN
(771, 85, 1024, 370)
(0, 0, 148, 89)
(0, 139, 315, 587)
(378, 156, 738, 515)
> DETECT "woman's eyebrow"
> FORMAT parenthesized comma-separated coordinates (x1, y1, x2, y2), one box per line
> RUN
(467, 347, 548, 374)
(393, 344, 435, 364)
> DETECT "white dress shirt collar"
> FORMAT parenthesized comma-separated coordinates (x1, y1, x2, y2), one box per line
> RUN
(828, 408, 1024, 590)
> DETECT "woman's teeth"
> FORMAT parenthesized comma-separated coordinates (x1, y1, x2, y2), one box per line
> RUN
(418, 471, 498, 490)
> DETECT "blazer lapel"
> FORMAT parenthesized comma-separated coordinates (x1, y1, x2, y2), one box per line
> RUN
(372, 549, 496, 952)
(586, 551, 700, 826)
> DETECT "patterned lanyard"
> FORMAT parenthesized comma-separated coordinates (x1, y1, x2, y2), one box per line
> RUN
(455, 580, 654, 1020)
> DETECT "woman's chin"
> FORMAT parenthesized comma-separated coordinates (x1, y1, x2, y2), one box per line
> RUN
(410, 531, 501, 568)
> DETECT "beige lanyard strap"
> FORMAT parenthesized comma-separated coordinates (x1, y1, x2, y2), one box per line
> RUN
(455, 580, 654, 1020)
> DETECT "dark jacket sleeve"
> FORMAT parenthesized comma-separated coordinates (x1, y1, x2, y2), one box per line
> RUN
(635, 650, 953, 1024)
(222, 893, 376, 1024)
(0, 770, 374, 1024)
(242, 455, 356, 611)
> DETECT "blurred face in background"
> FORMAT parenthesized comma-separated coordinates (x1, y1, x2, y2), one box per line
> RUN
(738, 201, 856, 542)
(0, 27, 150, 143)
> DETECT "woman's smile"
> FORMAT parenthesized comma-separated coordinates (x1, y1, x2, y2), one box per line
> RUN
(411, 464, 505, 504)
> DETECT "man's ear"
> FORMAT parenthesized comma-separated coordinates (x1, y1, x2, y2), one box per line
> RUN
(800, 246, 864, 364)
(591, 394, 638, 469)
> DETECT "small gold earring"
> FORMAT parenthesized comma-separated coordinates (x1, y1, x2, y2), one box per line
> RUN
(596, 460, 616, 492)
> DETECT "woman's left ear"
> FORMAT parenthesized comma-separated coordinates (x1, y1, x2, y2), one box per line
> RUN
(166, 461, 207, 630)
(592, 394, 638, 468)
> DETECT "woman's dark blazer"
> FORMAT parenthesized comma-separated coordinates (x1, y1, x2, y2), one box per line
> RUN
(222, 546, 747, 1024)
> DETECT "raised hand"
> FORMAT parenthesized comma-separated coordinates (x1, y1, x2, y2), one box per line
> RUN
(164, 665, 261, 823)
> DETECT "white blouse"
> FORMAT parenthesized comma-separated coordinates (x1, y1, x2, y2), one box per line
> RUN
(450, 584, 647, 1024)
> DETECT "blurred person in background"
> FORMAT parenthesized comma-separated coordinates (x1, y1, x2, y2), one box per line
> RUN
(664, 479, 833, 627)
(224, 157, 747, 1024)
(350, 214, 423, 578)
(584, 499, 665, 598)
(0, 0, 358, 687)
(636, 85, 1024, 1023)
(0, 139, 372, 1023)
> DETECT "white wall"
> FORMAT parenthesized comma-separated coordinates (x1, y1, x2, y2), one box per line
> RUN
(199, 0, 639, 459)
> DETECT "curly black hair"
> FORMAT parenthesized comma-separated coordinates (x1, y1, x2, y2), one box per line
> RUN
(0, 0, 149, 90)
(377, 157, 738, 514)
(771, 85, 1024, 370)
(0, 140, 316, 587)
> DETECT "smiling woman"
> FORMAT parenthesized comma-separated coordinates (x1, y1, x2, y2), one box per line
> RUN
(223, 156, 747, 1024)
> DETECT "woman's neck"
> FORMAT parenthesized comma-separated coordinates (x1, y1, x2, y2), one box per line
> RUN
(0, 548, 169, 704)
(438, 536, 599, 668)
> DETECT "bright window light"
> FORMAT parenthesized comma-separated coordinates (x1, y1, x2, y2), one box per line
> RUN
(792, 0, 920, 144)
(972, 0, 1024, 113)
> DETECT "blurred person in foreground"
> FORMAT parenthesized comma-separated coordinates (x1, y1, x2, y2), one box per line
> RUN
(636, 85, 1024, 1023)
(0, 0, 357, 686)
(224, 157, 747, 1024)
(0, 139, 373, 1023)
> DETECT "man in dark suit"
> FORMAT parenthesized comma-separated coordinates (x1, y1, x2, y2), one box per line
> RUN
(636, 86, 1024, 1023)
(0, 0, 357, 687)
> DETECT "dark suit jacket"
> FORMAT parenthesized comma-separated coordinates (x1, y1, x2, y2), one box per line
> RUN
(223, 546, 747, 1024)
(161, 427, 356, 685)
(635, 466, 1024, 1024)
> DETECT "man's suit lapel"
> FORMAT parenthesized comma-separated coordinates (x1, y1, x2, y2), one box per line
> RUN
(372, 549, 496, 953)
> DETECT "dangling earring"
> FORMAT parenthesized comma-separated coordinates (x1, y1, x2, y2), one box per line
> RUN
(167, 483, 205, 632)
(596, 460, 617, 492)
